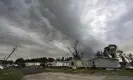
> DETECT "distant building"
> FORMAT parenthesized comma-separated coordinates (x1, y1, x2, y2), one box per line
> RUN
(46, 61, 70, 67)
(25, 62, 41, 67)
(0, 60, 4, 69)
(0, 65, 4, 69)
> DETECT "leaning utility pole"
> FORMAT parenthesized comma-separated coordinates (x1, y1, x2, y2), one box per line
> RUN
(3, 56, 6, 61)
(5, 46, 18, 61)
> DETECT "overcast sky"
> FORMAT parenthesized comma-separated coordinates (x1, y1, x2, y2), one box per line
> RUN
(0, 0, 133, 60)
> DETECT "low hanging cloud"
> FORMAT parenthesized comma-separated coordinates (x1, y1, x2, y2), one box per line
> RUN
(0, 0, 133, 60)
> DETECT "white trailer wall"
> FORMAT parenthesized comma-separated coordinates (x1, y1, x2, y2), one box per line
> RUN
(69, 60, 88, 68)
(51, 61, 70, 67)
(89, 58, 120, 68)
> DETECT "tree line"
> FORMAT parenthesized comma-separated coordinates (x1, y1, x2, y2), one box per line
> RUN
(2, 56, 72, 65)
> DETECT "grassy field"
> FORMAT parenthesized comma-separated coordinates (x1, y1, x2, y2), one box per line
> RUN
(0, 69, 23, 80)
(0, 68, 45, 80)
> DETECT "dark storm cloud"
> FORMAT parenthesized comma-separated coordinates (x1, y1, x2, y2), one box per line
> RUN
(39, 0, 98, 49)
(0, 0, 133, 60)
(0, 0, 78, 60)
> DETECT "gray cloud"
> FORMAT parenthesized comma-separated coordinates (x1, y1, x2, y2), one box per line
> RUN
(0, 0, 133, 60)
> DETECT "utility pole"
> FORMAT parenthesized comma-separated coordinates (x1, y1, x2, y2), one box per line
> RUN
(3, 56, 6, 61)
(5, 46, 18, 61)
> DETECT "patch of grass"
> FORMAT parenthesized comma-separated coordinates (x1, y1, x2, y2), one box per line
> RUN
(116, 70, 133, 76)
(0, 69, 23, 80)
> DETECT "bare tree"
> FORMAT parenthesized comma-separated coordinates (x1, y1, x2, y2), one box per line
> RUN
(96, 51, 103, 58)
(119, 51, 126, 62)
(128, 53, 133, 60)
(125, 53, 133, 63)
(67, 40, 83, 60)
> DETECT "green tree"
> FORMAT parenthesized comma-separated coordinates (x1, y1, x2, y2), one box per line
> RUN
(48, 57, 55, 62)
(56, 57, 61, 61)
(61, 57, 65, 61)
(15, 58, 25, 68)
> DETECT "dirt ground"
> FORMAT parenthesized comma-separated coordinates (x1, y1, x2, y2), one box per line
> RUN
(23, 72, 105, 80)
(22, 72, 133, 80)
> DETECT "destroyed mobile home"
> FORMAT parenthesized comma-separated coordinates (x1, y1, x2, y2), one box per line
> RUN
(88, 57, 120, 69)
(45, 44, 133, 69)
(65, 44, 133, 69)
